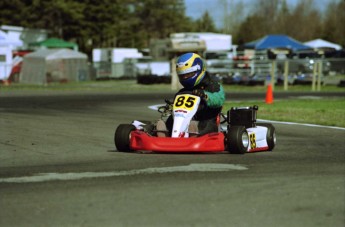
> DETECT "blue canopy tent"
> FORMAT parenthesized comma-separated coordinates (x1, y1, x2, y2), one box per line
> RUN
(244, 35, 311, 51)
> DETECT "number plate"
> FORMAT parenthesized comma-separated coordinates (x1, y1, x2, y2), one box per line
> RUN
(173, 94, 198, 111)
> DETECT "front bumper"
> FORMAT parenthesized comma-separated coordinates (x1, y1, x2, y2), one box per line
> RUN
(130, 131, 225, 153)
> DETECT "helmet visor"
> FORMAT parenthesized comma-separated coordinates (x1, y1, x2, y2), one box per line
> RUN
(178, 71, 196, 81)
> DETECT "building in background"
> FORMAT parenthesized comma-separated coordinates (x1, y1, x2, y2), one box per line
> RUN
(0, 25, 49, 82)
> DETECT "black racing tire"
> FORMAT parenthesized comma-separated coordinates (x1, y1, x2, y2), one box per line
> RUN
(114, 124, 136, 152)
(226, 126, 249, 154)
(257, 123, 276, 151)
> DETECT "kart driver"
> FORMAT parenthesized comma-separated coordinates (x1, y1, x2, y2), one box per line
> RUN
(156, 52, 225, 137)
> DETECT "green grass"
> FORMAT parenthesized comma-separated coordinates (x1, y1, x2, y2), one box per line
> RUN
(222, 84, 345, 92)
(224, 98, 345, 128)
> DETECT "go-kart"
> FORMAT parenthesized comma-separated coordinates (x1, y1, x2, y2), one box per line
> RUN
(114, 93, 276, 154)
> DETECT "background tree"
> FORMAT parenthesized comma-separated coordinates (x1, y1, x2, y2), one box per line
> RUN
(0, 0, 194, 54)
(234, 0, 327, 44)
(133, 0, 193, 46)
(0, 0, 29, 26)
(287, 0, 322, 41)
(233, 0, 280, 43)
(322, 1, 345, 47)
(25, 0, 85, 38)
(236, 14, 266, 44)
(0, 0, 344, 54)
(194, 11, 218, 32)
(273, 0, 291, 35)
(221, 0, 245, 36)
(81, 0, 129, 52)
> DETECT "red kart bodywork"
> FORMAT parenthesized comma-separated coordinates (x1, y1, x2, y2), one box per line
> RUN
(130, 130, 225, 152)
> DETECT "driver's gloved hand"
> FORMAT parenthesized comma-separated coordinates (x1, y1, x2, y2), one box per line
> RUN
(192, 89, 208, 100)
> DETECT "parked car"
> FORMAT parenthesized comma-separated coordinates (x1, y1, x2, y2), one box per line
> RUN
(276, 74, 296, 85)
(222, 73, 242, 85)
(293, 73, 313, 85)
(247, 74, 267, 86)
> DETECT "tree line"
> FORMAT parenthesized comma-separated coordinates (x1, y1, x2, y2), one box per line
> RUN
(226, 0, 345, 49)
(0, 0, 344, 55)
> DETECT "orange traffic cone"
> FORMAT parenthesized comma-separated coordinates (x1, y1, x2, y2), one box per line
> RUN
(265, 84, 274, 104)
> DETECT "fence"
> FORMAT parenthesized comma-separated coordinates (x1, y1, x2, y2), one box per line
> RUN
(2, 56, 345, 90)
(220, 57, 345, 91)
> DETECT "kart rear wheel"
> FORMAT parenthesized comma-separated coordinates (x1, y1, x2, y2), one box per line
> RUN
(226, 126, 249, 154)
(257, 123, 276, 151)
(114, 124, 136, 152)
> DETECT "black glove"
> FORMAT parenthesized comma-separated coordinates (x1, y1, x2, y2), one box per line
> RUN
(192, 89, 208, 100)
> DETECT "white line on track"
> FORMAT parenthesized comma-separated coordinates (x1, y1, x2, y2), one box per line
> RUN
(257, 119, 345, 131)
(0, 163, 247, 184)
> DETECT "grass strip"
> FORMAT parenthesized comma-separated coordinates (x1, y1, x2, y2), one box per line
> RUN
(224, 98, 345, 128)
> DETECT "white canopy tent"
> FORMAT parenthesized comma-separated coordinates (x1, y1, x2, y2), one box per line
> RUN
(304, 39, 342, 50)
(20, 48, 89, 84)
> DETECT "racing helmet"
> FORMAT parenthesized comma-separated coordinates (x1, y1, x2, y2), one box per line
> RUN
(176, 53, 206, 89)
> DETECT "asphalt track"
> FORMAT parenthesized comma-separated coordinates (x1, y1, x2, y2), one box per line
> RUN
(0, 91, 344, 227)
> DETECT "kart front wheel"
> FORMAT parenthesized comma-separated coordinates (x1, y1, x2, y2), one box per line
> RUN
(257, 123, 276, 151)
(114, 124, 136, 152)
(226, 126, 249, 154)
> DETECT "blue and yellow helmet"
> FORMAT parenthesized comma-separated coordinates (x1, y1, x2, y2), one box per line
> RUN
(176, 53, 206, 89)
